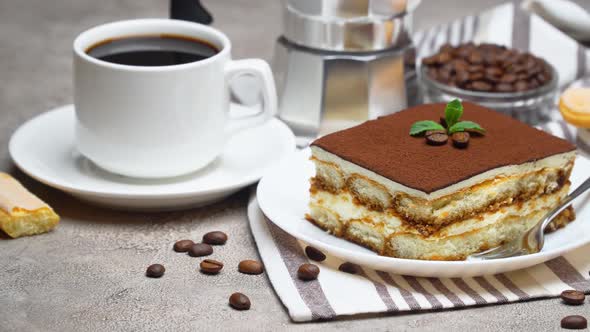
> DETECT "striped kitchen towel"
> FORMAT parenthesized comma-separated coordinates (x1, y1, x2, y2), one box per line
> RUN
(248, 119, 590, 322)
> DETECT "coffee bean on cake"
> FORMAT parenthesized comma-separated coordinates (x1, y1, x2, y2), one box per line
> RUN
(426, 132, 448, 146)
(451, 132, 470, 149)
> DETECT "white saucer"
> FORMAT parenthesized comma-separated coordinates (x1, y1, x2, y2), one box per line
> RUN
(257, 149, 590, 277)
(9, 104, 295, 211)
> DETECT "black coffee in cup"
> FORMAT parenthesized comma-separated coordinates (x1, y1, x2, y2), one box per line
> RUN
(85, 34, 219, 66)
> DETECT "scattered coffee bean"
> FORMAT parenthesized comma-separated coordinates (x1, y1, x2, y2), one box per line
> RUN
(297, 263, 320, 281)
(238, 260, 264, 275)
(426, 132, 448, 146)
(200, 259, 224, 274)
(188, 243, 213, 257)
(422, 42, 552, 93)
(451, 132, 470, 149)
(561, 290, 585, 305)
(229, 292, 251, 311)
(561, 315, 587, 330)
(173, 239, 194, 252)
(338, 262, 361, 274)
(146, 264, 165, 278)
(203, 231, 228, 245)
(305, 246, 326, 262)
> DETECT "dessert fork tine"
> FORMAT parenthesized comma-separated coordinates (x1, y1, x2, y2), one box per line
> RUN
(468, 176, 590, 261)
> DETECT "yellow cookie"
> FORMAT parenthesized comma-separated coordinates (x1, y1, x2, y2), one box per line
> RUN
(559, 87, 590, 128)
(0, 173, 59, 238)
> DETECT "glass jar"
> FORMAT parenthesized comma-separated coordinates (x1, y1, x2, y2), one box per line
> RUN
(419, 63, 559, 125)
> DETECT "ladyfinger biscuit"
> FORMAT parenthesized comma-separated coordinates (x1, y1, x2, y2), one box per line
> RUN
(0, 173, 59, 238)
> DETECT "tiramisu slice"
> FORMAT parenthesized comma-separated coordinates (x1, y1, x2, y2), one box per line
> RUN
(308, 102, 576, 260)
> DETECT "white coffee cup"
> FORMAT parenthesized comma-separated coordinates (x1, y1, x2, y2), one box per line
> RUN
(73, 19, 276, 178)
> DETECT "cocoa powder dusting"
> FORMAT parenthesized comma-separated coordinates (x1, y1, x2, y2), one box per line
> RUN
(312, 102, 575, 193)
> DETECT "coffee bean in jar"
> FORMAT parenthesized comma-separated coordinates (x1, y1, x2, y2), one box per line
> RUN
(422, 42, 552, 93)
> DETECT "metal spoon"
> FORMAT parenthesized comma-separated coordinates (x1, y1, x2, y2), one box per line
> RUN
(468, 176, 590, 261)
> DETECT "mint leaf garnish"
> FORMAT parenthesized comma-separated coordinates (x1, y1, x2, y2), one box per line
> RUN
(448, 121, 486, 134)
(409, 120, 446, 136)
(444, 99, 463, 128)
(408, 100, 485, 148)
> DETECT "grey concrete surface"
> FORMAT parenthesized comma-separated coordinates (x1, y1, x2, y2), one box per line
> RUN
(1, 1, 590, 331)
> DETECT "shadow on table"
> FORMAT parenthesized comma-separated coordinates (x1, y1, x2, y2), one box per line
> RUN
(3, 166, 249, 228)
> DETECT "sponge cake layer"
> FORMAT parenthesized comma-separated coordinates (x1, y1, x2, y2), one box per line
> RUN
(308, 184, 574, 260)
(312, 146, 574, 230)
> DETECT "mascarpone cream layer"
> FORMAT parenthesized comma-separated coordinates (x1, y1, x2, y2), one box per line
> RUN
(311, 146, 575, 200)
(310, 185, 569, 237)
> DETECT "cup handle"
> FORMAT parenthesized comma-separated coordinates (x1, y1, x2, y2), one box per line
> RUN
(224, 59, 277, 134)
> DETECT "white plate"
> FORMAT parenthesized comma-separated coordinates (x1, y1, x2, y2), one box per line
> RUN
(9, 104, 295, 211)
(257, 149, 590, 277)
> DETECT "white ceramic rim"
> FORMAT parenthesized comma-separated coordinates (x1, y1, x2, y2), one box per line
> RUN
(256, 148, 590, 269)
(8, 105, 296, 199)
(73, 18, 232, 72)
